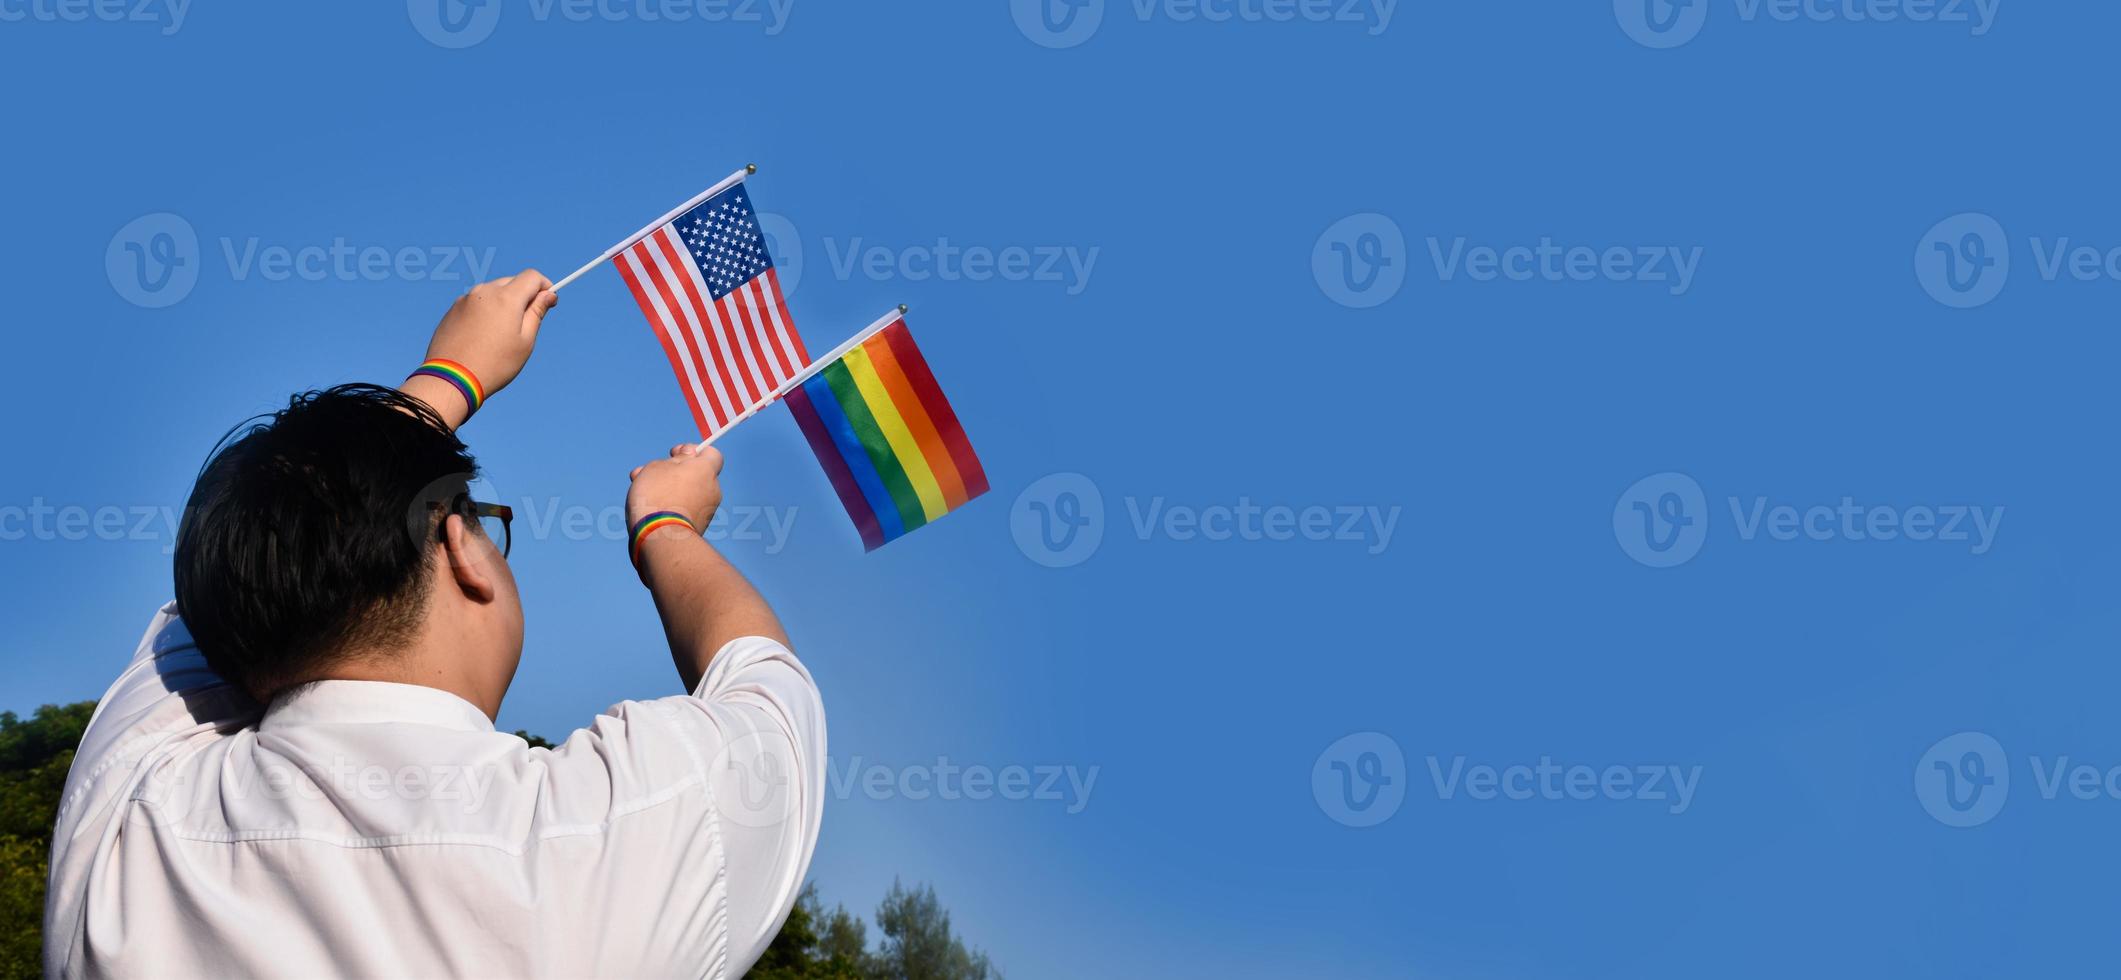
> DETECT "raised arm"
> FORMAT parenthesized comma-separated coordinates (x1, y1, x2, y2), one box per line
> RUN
(398, 269, 559, 431)
(626, 444, 791, 691)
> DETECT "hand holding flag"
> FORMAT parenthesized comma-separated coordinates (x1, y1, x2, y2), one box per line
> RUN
(401, 269, 559, 429)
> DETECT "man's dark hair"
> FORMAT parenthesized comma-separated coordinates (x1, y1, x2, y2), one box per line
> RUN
(173, 384, 478, 698)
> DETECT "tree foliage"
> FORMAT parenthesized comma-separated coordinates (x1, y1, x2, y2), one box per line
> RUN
(0, 702, 998, 979)
(757, 879, 997, 980)
(0, 702, 97, 980)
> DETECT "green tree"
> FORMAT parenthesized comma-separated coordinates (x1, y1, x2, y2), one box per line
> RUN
(513, 729, 554, 749)
(755, 879, 995, 980)
(870, 878, 997, 980)
(0, 702, 98, 980)
(751, 883, 865, 980)
(816, 896, 870, 973)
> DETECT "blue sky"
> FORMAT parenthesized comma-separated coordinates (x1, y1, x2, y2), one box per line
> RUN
(5, 1, 2119, 976)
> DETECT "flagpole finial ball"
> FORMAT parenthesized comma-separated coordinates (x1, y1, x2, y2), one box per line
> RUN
(898, 304, 909, 314)
(745, 163, 757, 174)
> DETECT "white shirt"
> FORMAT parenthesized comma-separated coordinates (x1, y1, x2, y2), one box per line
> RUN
(43, 603, 826, 979)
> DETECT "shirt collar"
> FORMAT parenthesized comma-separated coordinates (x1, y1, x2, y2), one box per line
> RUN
(260, 680, 496, 734)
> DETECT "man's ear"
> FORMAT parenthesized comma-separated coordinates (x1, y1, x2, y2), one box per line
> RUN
(440, 513, 498, 603)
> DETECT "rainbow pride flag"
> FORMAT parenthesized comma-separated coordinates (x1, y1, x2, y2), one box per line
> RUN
(785, 310, 987, 550)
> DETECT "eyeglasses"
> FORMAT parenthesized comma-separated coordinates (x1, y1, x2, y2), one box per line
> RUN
(433, 495, 513, 558)
(426, 494, 513, 555)
(471, 500, 513, 558)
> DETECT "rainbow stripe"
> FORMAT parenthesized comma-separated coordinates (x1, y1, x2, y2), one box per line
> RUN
(410, 359, 485, 414)
(786, 317, 987, 550)
(629, 511, 695, 564)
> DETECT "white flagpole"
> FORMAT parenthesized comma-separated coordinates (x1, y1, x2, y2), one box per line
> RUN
(550, 164, 756, 292)
(697, 305, 908, 450)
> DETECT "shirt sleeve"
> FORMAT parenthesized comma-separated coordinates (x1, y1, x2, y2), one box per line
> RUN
(685, 635, 827, 969)
(542, 635, 827, 975)
(55, 603, 258, 847)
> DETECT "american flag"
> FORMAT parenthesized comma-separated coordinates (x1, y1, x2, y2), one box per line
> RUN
(612, 180, 810, 439)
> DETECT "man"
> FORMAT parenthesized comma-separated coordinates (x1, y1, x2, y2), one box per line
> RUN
(42, 272, 825, 978)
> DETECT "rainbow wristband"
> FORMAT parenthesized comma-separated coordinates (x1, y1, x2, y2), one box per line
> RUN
(408, 359, 486, 416)
(629, 511, 695, 564)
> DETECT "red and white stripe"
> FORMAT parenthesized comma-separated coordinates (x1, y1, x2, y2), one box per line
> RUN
(614, 225, 810, 440)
